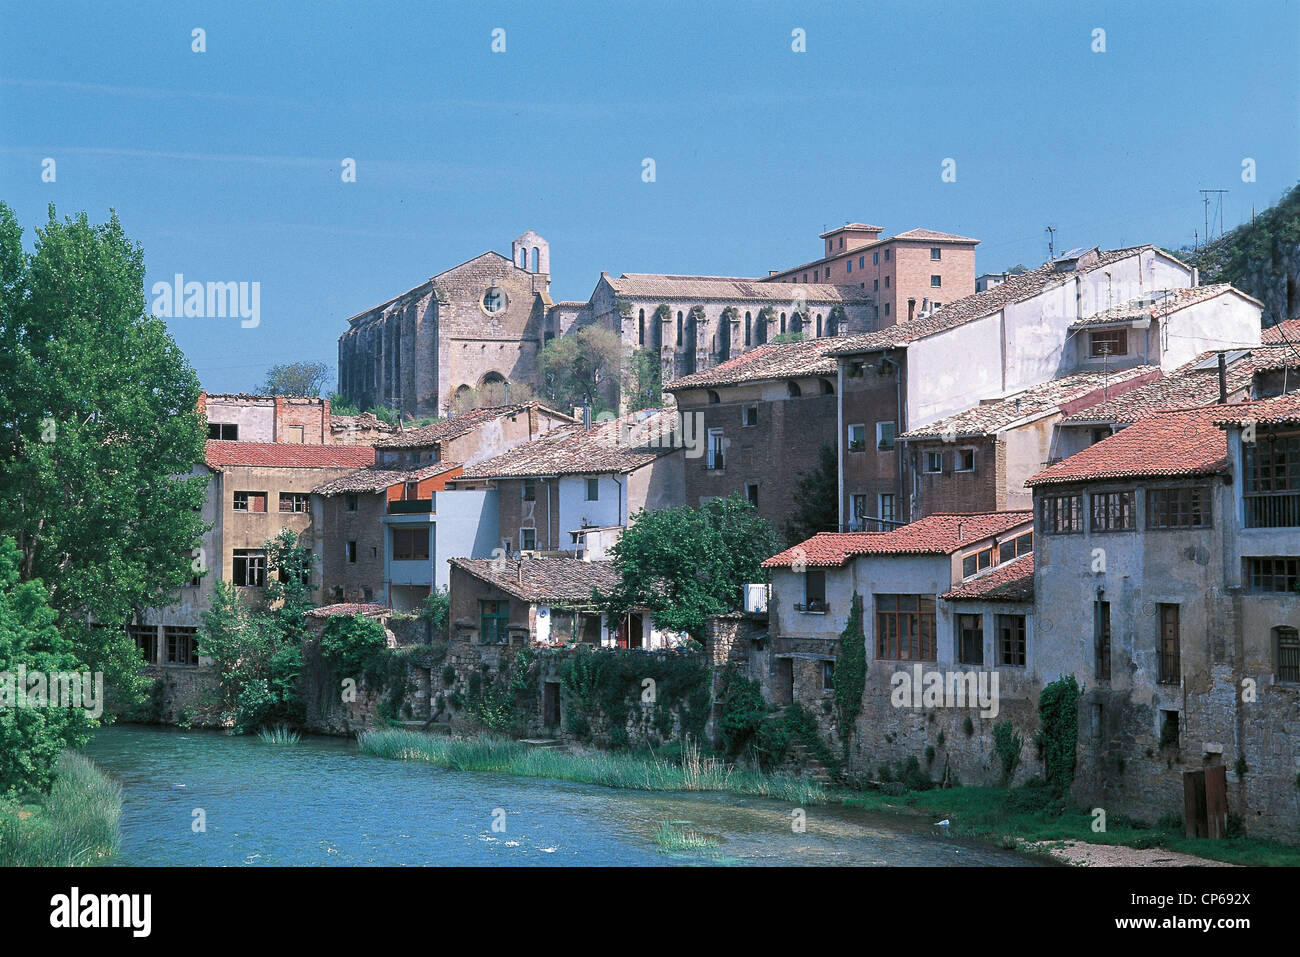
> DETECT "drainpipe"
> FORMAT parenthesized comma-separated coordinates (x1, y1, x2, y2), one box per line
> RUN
(1218, 352, 1228, 403)
(837, 361, 845, 529)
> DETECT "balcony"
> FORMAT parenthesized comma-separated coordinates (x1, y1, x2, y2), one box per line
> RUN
(388, 498, 434, 515)
(793, 600, 829, 614)
(1244, 492, 1300, 528)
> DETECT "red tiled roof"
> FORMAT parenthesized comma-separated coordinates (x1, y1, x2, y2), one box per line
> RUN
(1068, 284, 1244, 327)
(1059, 352, 1256, 425)
(942, 554, 1035, 603)
(204, 441, 375, 470)
(1213, 394, 1300, 427)
(312, 461, 462, 495)
(1025, 408, 1229, 486)
(449, 557, 623, 603)
(376, 403, 574, 449)
(762, 511, 1033, 568)
(899, 367, 1159, 439)
(1261, 319, 1300, 344)
(459, 407, 681, 479)
(664, 338, 840, 391)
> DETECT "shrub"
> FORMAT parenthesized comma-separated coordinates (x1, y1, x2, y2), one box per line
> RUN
(1037, 675, 1080, 793)
(992, 721, 1023, 783)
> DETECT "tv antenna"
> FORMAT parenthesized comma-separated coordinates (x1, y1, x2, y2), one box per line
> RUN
(1199, 189, 1228, 243)
(1045, 225, 1056, 259)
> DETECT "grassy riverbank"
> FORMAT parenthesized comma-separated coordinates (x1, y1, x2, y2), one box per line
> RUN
(843, 784, 1300, 867)
(360, 728, 1300, 866)
(357, 729, 828, 805)
(0, 751, 122, 866)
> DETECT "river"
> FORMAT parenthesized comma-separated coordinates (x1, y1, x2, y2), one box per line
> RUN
(84, 726, 1046, 866)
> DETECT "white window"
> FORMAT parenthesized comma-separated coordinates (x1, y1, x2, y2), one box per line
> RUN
(876, 421, 896, 450)
(924, 451, 943, 473)
(930, 247, 942, 261)
(879, 493, 897, 526)
(585, 478, 599, 501)
(848, 423, 867, 451)
(956, 448, 975, 472)
(742, 404, 759, 427)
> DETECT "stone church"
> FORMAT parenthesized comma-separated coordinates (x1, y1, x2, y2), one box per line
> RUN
(338, 231, 553, 418)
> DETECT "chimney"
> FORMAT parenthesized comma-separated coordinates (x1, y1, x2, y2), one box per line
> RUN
(582, 404, 591, 429)
(1218, 352, 1228, 403)
(1192, 266, 1200, 287)
(907, 298, 916, 322)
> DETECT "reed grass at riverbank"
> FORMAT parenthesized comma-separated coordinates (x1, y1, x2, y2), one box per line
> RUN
(356, 729, 828, 805)
(0, 751, 122, 866)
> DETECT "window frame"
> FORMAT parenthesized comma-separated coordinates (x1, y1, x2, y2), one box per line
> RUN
(876, 421, 896, 451)
(997, 614, 1027, 667)
(875, 594, 937, 662)
(1090, 489, 1137, 532)
(479, 599, 510, 644)
(1089, 329, 1128, 358)
(1042, 493, 1084, 534)
(956, 613, 984, 665)
(391, 526, 430, 562)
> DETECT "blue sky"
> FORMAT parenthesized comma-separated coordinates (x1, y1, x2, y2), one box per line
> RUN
(2, 0, 1297, 394)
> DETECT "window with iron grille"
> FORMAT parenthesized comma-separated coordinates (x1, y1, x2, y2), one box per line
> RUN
(1094, 600, 1111, 680)
(1147, 487, 1211, 528)
(1275, 627, 1300, 683)
(165, 626, 199, 666)
(875, 594, 937, 661)
(1246, 556, 1300, 592)
(1158, 604, 1181, 684)
(956, 613, 984, 665)
(1042, 494, 1083, 534)
(480, 600, 510, 644)
(998, 615, 1026, 666)
(1090, 490, 1136, 531)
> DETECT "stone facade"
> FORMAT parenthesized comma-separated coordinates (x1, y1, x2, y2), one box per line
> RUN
(338, 235, 552, 418)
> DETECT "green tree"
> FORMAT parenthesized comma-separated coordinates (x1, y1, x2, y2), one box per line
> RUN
(0, 204, 208, 700)
(257, 361, 330, 397)
(832, 594, 867, 760)
(595, 494, 779, 639)
(783, 443, 839, 545)
(0, 537, 96, 793)
(624, 348, 662, 412)
(538, 325, 625, 412)
(1037, 675, 1081, 793)
(328, 392, 359, 416)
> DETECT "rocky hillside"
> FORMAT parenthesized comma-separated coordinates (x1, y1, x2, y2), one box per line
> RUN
(1170, 184, 1300, 329)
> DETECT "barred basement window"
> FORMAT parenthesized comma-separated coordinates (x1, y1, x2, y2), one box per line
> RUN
(1090, 490, 1136, 532)
(1275, 627, 1300, 683)
(1042, 494, 1083, 534)
(1147, 487, 1211, 528)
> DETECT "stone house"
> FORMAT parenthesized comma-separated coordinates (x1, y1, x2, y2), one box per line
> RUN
(759, 511, 1035, 770)
(896, 367, 1159, 518)
(451, 407, 685, 557)
(828, 245, 1241, 528)
(761, 224, 980, 328)
(311, 461, 500, 608)
(1025, 403, 1300, 840)
(664, 338, 841, 536)
(199, 392, 334, 444)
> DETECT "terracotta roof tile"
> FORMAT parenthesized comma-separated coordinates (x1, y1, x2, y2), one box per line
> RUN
(204, 441, 375, 470)
(899, 368, 1159, 439)
(312, 461, 462, 495)
(1025, 408, 1229, 486)
(606, 274, 869, 303)
(664, 338, 840, 391)
(1212, 393, 1300, 426)
(304, 603, 392, 619)
(762, 511, 1033, 568)
(1060, 352, 1258, 425)
(375, 403, 574, 449)
(1069, 284, 1239, 327)
(942, 554, 1035, 602)
(449, 557, 623, 603)
(828, 246, 1164, 356)
(459, 407, 680, 479)
(1261, 319, 1300, 344)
